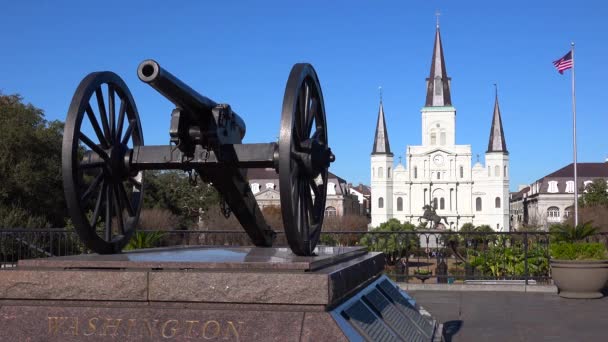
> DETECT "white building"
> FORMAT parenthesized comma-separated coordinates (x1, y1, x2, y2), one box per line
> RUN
(371, 24, 510, 231)
(510, 163, 608, 230)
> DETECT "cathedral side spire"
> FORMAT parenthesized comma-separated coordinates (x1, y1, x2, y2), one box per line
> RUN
(487, 86, 508, 154)
(425, 24, 452, 107)
(372, 99, 392, 155)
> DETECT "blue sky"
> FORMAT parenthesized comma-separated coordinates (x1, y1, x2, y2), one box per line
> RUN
(1, 1, 606, 191)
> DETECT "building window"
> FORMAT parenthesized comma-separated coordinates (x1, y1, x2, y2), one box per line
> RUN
(495, 197, 501, 208)
(378, 197, 384, 209)
(440, 132, 446, 145)
(565, 180, 574, 193)
(476, 197, 482, 211)
(547, 206, 560, 222)
(325, 206, 337, 217)
(397, 197, 403, 211)
(430, 132, 436, 145)
(388, 167, 391, 178)
(564, 208, 571, 218)
(433, 198, 438, 209)
(584, 180, 593, 192)
(440, 198, 445, 210)
(504, 166, 508, 177)
(378, 167, 383, 179)
(459, 166, 464, 178)
(495, 165, 500, 177)
(488, 166, 491, 177)
(265, 182, 275, 190)
(251, 183, 260, 194)
(547, 181, 559, 193)
(327, 182, 336, 195)
(414, 167, 418, 179)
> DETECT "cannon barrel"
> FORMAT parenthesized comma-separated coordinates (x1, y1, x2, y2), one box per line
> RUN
(137, 59, 246, 139)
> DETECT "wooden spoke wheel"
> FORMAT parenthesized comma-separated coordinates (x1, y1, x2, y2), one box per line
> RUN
(62, 72, 144, 254)
(278, 64, 334, 256)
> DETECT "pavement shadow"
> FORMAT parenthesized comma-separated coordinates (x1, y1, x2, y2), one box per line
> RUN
(442, 320, 463, 342)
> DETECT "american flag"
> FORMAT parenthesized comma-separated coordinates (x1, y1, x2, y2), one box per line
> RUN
(553, 51, 573, 74)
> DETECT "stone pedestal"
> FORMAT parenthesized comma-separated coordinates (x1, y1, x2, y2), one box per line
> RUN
(0, 246, 382, 341)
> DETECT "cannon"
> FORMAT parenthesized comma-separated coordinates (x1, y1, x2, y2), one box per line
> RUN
(62, 60, 334, 256)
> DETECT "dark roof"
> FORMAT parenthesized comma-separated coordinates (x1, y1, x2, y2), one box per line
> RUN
(371, 101, 392, 155)
(486, 93, 508, 154)
(510, 186, 530, 201)
(545, 163, 608, 178)
(425, 26, 452, 107)
(351, 183, 371, 196)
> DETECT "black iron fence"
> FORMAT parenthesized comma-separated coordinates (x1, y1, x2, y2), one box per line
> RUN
(2, 229, 607, 285)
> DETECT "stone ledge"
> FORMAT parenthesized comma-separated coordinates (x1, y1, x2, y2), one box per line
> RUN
(399, 283, 558, 293)
(0, 270, 148, 301)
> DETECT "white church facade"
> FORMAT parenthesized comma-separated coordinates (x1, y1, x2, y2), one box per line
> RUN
(370, 24, 510, 231)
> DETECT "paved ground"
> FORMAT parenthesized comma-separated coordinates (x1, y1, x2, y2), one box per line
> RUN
(409, 290, 608, 342)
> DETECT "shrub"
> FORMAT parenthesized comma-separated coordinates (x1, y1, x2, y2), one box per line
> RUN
(550, 242, 607, 260)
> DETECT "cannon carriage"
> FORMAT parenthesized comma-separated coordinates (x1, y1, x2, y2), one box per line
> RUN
(62, 60, 334, 256)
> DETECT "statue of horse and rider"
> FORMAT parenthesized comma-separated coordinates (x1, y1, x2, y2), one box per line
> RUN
(418, 204, 449, 229)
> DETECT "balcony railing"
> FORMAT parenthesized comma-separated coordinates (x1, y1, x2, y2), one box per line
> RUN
(1, 228, 607, 284)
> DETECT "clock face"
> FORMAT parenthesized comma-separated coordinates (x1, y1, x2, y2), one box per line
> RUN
(433, 155, 444, 166)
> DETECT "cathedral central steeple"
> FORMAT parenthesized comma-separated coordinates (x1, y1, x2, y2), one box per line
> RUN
(425, 25, 452, 107)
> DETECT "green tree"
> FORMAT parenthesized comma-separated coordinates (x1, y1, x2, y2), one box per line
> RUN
(579, 178, 608, 207)
(144, 171, 220, 227)
(0, 94, 65, 227)
(360, 219, 419, 265)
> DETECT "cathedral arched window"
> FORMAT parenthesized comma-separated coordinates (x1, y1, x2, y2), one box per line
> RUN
(476, 197, 482, 211)
(433, 198, 438, 210)
(504, 166, 508, 177)
(440, 132, 446, 145)
(388, 167, 391, 178)
(397, 197, 403, 211)
(437, 172, 441, 180)
(495, 165, 500, 177)
(440, 198, 445, 210)
(488, 166, 491, 177)
(378, 167, 383, 179)
(495, 197, 501, 208)
(430, 132, 436, 145)
(459, 166, 464, 178)
(378, 197, 384, 209)
(414, 167, 418, 179)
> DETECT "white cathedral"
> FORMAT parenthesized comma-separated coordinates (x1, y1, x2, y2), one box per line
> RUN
(370, 24, 510, 231)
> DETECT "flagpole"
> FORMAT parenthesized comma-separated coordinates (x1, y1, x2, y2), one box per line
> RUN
(571, 42, 578, 226)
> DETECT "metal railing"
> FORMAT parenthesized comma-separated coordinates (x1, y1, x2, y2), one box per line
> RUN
(1, 228, 607, 285)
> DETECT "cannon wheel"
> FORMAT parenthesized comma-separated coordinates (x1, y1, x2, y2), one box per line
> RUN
(63, 72, 144, 254)
(279, 64, 330, 256)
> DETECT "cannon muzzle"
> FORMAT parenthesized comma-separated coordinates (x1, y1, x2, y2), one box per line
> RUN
(137, 59, 245, 140)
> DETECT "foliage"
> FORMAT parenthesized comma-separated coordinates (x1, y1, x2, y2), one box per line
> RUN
(579, 179, 608, 208)
(124, 231, 166, 250)
(549, 221, 599, 243)
(0, 93, 66, 226)
(0, 205, 50, 228)
(137, 208, 181, 230)
(550, 242, 607, 260)
(469, 239, 550, 278)
(144, 171, 220, 227)
(359, 219, 419, 265)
